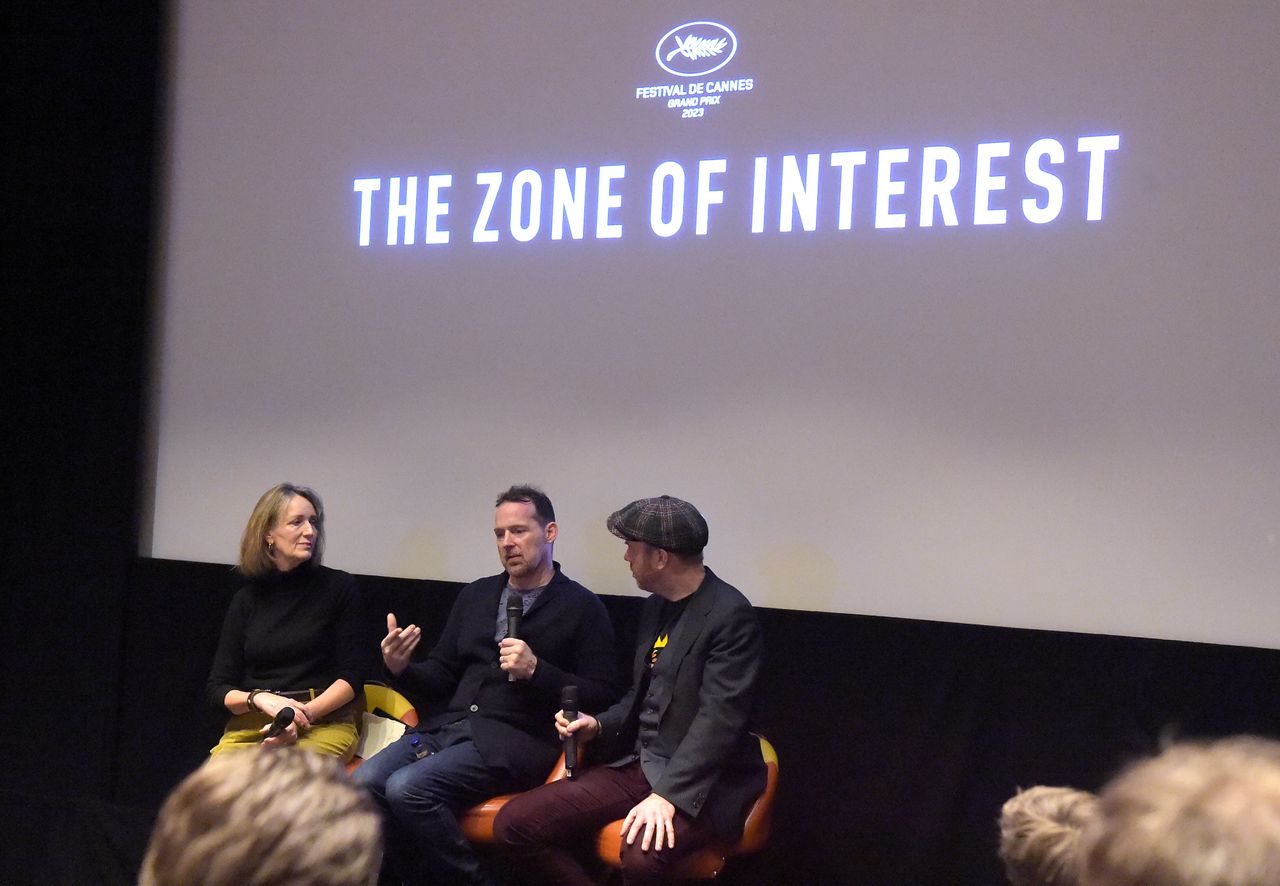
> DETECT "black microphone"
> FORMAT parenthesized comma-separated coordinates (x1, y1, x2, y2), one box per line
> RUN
(506, 594, 523, 682)
(264, 707, 295, 739)
(561, 684, 579, 779)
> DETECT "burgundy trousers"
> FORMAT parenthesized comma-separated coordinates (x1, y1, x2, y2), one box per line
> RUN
(493, 761, 716, 885)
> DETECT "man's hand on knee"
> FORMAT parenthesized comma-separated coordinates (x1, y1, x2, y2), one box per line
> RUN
(621, 793, 677, 851)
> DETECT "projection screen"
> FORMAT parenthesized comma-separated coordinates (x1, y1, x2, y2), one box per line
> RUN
(146, 1, 1280, 648)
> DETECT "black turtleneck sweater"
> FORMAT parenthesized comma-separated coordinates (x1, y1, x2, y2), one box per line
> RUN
(206, 562, 367, 709)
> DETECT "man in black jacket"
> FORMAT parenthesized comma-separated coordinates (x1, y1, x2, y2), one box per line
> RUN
(354, 485, 618, 886)
(494, 495, 765, 884)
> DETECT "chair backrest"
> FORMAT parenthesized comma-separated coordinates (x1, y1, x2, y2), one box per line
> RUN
(346, 685, 420, 774)
(362, 683, 419, 727)
(360, 686, 419, 727)
(737, 734, 779, 856)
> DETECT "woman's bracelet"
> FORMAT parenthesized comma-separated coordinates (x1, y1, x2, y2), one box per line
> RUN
(246, 689, 263, 712)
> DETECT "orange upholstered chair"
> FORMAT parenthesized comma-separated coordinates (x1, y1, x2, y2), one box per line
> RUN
(345, 683, 420, 774)
(343, 684, 565, 843)
(458, 750, 568, 843)
(594, 734, 778, 879)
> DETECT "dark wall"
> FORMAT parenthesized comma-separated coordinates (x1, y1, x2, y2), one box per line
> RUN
(4, 1, 161, 798)
(113, 559, 1280, 886)
(6, 5, 1280, 886)
(4, 7, 163, 884)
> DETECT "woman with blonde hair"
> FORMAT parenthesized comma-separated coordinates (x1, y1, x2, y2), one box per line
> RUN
(205, 483, 365, 758)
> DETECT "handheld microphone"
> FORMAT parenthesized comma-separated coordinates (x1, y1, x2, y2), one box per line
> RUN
(561, 684, 579, 778)
(506, 594, 523, 682)
(265, 707, 295, 739)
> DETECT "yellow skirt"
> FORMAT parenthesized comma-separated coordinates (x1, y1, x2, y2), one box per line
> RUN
(209, 709, 359, 761)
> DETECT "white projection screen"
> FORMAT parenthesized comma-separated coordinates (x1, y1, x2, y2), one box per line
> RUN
(146, 1, 1280, 648)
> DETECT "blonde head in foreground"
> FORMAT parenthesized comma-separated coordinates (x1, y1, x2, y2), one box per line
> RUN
(1080, 735, 1280, 886)
(1000, 785, 1098, 886)
(139, 748, 381, 886)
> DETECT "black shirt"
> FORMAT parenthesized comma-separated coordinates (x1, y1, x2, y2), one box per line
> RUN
(206, 562, 366, 708)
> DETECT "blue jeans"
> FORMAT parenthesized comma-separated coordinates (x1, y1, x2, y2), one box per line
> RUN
(354, 719, 509, 886)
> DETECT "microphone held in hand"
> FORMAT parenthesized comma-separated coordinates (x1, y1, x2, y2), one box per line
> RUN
(561, 684, 579, 779)
(265, 707, 295, 739)
(506, 594, 523, 682)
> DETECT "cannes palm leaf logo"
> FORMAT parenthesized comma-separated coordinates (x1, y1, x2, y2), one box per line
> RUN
(655, 21, 738, 77)
(665, 34, 729, 62)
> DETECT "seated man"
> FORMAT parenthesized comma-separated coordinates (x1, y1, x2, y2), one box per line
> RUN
(1079, 735, 1280, 886)
(354, 485, 618, 886)
(998, 785, 1097, 886)
(494, 495, 765, 884)
(139, 748, 381, 886)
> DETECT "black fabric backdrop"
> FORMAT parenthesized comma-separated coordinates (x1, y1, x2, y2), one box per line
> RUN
(5, 5, 1278, 885)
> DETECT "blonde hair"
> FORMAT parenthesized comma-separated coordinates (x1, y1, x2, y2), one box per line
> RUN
(139, 749, 380, 886)
(1080, 736, 1280, 886)
(1000, 785, 1098, 886)
(238, 483, 325, 577)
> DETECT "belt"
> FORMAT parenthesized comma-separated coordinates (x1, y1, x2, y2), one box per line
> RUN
(273, 688, 319, 701)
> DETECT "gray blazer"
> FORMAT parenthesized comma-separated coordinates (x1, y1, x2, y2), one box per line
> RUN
(593, 567, 766, 839)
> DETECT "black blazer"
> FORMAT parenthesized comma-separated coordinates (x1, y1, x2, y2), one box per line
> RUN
(392, 564, 618, 786)
(594, 568, 766, 839)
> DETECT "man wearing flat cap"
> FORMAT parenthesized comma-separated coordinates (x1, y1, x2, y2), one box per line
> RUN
(495, 495, 765, 884)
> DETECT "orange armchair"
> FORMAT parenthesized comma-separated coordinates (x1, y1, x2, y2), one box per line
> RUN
(459, 750, 568, 843)
(343, 683, 566, 846)
(594, 734, 778, 879)
(346, 683, 420, 774)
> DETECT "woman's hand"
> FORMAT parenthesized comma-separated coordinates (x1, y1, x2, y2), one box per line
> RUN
(259, 717, 300, 748)
(253, 692, 312, 730)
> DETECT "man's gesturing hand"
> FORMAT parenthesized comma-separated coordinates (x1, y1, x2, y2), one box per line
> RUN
(381, 612, 421, 676)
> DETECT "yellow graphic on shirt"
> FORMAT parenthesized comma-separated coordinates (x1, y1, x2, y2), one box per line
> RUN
(649, 632, 669, 668)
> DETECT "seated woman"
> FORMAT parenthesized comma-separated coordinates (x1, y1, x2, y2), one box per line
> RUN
(206, 483, 366, 759)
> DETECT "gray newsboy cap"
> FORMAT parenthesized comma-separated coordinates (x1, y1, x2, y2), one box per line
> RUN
(606, 495, 709, 555)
